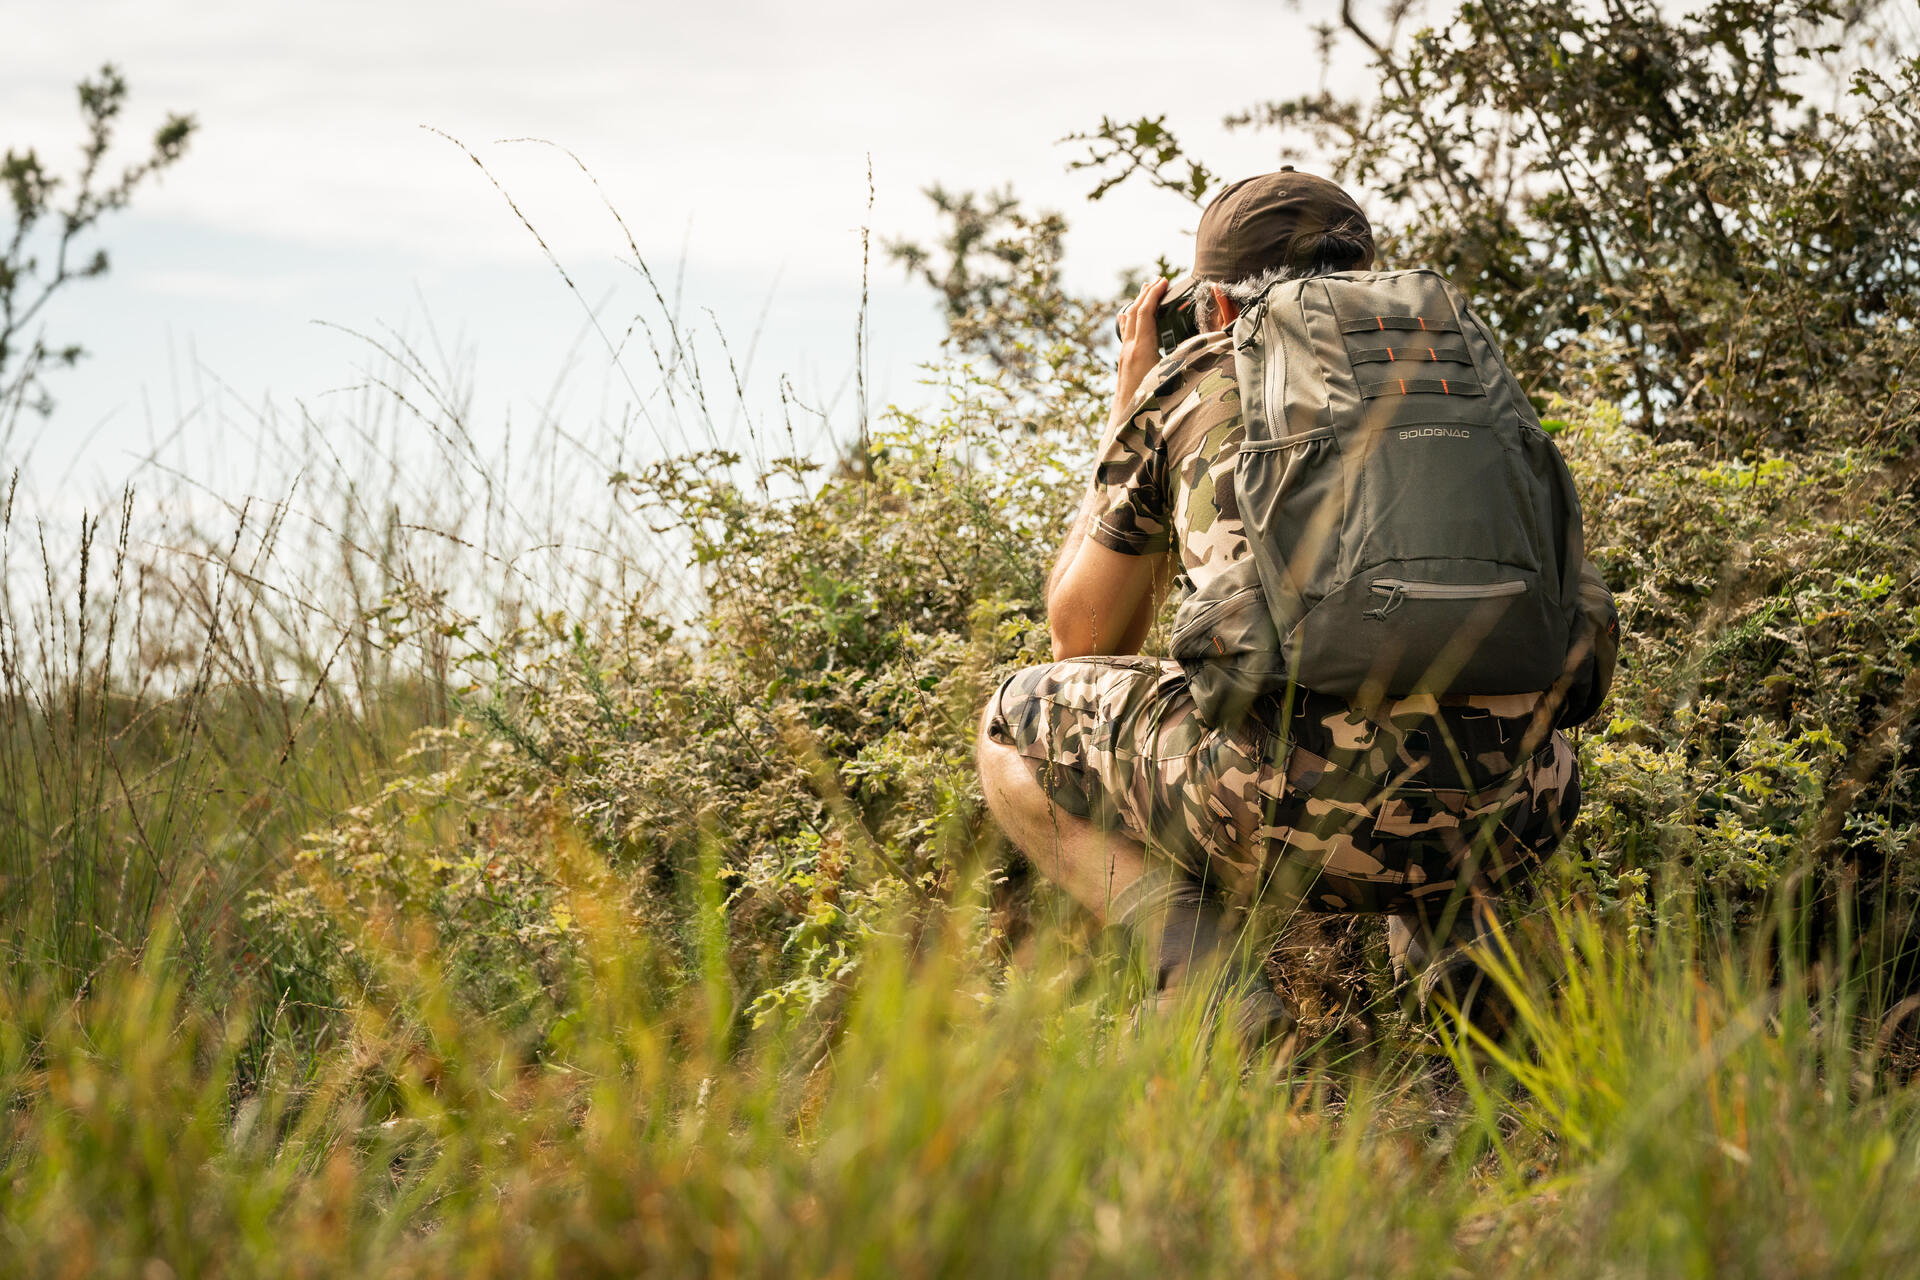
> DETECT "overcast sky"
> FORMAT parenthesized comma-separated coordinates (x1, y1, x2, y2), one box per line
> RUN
(7, 0, 1356, 505)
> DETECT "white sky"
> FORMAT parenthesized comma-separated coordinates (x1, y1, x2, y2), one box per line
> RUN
(6, 0, 1359, 506)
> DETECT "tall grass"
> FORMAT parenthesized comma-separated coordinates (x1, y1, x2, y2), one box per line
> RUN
(2, 866, 1918, 1276)
(0, 480, 431, 999)
(1, 151, 1916, 1274)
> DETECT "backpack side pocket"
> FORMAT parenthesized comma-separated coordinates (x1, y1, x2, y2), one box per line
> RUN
(1170, 559, 1289, 730)
(1237, 424, 1346, 641)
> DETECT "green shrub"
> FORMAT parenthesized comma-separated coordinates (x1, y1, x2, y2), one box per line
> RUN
(1553, 405, 1920, 961)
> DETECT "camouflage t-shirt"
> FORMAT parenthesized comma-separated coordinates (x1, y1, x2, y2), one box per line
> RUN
(1087, 331, 1248, 596)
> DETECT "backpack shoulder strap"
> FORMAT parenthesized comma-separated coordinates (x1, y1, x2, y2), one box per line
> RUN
(1425, 271, 1537, 431)
(1230, 275, 1328, 445)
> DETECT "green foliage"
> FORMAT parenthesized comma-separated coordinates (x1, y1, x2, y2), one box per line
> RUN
(250, 347, 1099, 1033)
(1550, 403, 1920, 936)
(1073, 0, 1920, 452)
(6, 14, 1920, 1266)
(8, 874, 1920, 1276)
(1067, 114, 1219, 203)
(1, 64, 197, 419)
(0, 489, 432, 1003)
(886, 185, 1117, 410)
(244, 729, 581, 1038)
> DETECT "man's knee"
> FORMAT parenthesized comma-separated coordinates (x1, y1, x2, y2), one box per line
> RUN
(975, 685, 1017, 789)
(976, 681, 1024, 788)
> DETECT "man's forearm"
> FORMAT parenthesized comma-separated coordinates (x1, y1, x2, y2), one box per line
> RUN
(1046, 274, 1169, 650)
(1049, 375, 1146, 602)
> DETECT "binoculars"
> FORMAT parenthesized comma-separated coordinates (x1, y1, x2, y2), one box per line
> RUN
(1115, 277, 1203, 356)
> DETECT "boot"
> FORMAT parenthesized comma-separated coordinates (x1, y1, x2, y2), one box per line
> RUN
(1387, 898, 1515, 1043)
(1110, 869, 1294, 1053)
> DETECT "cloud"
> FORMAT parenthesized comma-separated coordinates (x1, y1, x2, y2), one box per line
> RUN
(6, 0, 1362, 493)
(136, 268, 321, 302)
(10, 0, 1344, 280)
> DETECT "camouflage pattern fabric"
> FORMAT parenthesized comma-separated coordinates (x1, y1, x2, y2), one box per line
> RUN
(1088, 331, 1248, 582)
(987, 657, 1579, 912)
(1026, 326, 1583, 910)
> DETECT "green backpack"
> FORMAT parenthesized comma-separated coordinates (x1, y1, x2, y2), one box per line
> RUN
(1170, 268, 1607, 727)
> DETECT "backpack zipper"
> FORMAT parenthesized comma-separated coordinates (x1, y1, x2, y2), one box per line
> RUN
(1365, 577, 1526, 619)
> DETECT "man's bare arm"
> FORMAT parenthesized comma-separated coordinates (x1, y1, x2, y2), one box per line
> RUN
(1047, 531, 1170, 660)
(1045, 276, 1176, 661)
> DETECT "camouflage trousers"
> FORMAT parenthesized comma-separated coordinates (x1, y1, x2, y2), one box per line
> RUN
(986, 656, 1580, 913)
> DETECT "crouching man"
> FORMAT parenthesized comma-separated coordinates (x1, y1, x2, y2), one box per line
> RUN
(976, 170, 1616, 1046)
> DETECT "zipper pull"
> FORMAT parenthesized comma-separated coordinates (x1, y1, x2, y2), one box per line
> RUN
(1364, 581, 1406, 620)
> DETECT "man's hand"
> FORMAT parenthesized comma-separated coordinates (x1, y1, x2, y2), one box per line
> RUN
(1112, 276, 1169, 427)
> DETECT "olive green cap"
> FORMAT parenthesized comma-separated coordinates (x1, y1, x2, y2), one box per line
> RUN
(1191, 167, 1373, 282)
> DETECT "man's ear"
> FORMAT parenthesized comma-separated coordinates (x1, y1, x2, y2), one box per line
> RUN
(1211, 284, 1239, 328)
